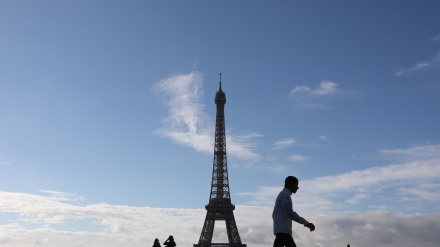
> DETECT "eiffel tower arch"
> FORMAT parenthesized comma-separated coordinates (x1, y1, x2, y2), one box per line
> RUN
(194, 74, 246, 247)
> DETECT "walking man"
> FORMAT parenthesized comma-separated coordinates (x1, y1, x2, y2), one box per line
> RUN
(273, 176, 315, 247)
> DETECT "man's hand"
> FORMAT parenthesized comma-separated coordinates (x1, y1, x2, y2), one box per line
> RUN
(305, 223, 315, 232)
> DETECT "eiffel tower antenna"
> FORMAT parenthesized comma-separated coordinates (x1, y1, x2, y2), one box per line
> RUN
(219, 73, 222, 90)
(194, 75, 246, 247)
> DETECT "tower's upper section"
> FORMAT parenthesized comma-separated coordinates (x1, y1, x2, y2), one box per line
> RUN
(215, 74, 226, 105)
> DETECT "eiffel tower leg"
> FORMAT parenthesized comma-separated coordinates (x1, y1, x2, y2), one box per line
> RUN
(224, 212, 242, 245)
(196, 211, 216, 247)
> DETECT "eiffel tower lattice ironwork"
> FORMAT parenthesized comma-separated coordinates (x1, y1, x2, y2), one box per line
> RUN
(194, 74, 246, 247)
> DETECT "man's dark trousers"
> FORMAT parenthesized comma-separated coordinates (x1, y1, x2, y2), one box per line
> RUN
(273, 233, 297, 247)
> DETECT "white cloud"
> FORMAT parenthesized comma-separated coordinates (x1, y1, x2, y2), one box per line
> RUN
(395, 52, 440, 76)
(39, 190, 85, 203)
(1, 191, 439, 247)
(227, 133, 262, 161)
(238, 144, 440, 213)
(288, 81, 350, 109)
(380, 144, 440, 160)
(0, 235, 10, 244)
(0, 190, 207, 247)
(152, 72, 261, 161)
(288, 154, 310, 162)
(2, 141, 440, 247)
(2, 144, 439, 247)
(312, 81, 338, 95)
(290, 81, 339, 97)
(346, 193, 369, 204)
(319, 135, 328, 141)
(304, 159, 440, 194)
(430, 33, 440, 41)
(290, 85, 311, 94)
(400, 186, 440, 201)
(272, 138, 295, 149)
(305, 211, 440, 247)
(395, 62, 430, 76)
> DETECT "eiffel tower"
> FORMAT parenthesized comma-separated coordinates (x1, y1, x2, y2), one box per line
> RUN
(194, 74, 246, 247)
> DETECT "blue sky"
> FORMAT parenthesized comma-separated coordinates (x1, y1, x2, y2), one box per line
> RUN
(1, 1, 440, 247)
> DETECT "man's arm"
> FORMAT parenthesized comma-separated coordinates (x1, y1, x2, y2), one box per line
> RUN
(282, 195, 315, 231)
(305, 223, 315, 231)
(282, 198, 309, 225)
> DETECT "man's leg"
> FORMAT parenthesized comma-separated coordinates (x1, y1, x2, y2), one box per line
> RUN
(273, 233, 297, 247)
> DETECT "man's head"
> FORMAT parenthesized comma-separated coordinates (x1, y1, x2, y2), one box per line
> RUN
(284, 176, 299, 194)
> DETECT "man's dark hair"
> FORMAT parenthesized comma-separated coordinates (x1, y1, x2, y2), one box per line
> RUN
(284, 176, 299, 188)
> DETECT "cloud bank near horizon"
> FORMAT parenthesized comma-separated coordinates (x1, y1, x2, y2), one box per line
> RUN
(1, 190, 439, 247)
(1, 144, 439, 247)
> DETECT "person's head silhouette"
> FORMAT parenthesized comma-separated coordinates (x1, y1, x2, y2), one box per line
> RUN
(153, 238, 160, 246)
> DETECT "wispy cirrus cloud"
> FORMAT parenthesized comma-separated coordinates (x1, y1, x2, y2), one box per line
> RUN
(379, 144, 440, 160)
(39, 190, 85, 203)
(152, 72, 261, 161)
(430, 33, 440, 42)
(288, 81, 354, 109)
(395, 52, 440, 76)
(319, 135, 328, 141)
(272, 138, 295, 149)
(288, 154, 310, 162)
(290, 81, 339, 97)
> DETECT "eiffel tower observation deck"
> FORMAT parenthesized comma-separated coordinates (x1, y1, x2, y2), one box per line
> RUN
(194, 74, 246, 247)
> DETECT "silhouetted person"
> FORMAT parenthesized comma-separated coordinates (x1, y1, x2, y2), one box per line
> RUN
(273, 176, 315, 247)
(153, 239, 161, 247)
(347, 245, 350, 247)
(163, 235, 176, 247)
